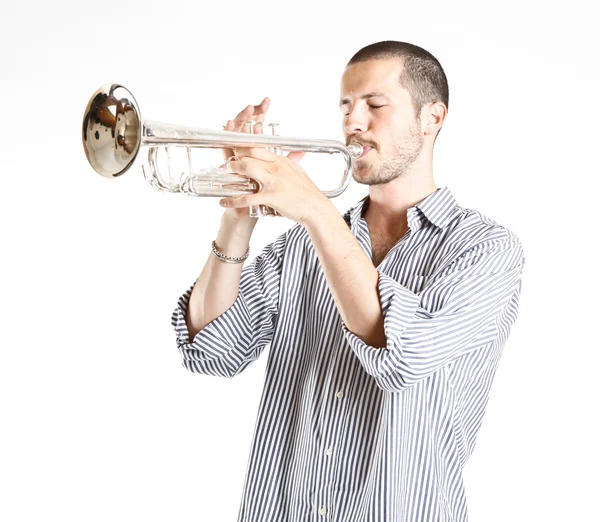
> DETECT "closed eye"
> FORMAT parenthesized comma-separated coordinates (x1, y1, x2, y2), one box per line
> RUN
(341, 105, 385, 116)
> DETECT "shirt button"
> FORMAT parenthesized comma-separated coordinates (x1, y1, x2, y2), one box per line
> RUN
(325, 447, 333, 456)
(336, 391, 344, 399)
(319, 506, 328, 516)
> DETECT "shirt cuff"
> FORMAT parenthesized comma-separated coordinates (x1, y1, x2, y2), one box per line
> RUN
(172, 281, 253, 362)
(341, 271, 420, 381)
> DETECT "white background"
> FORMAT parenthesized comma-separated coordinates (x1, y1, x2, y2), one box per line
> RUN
(1, 1, 597, 521)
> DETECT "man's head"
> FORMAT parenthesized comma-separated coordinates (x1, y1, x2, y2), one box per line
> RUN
(340, 41, 448, 185)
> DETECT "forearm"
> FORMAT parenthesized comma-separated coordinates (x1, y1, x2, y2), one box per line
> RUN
(303, 203, 386, 348)
(186, 214, 257, 339)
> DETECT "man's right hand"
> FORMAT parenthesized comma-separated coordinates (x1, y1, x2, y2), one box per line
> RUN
(220, 97, 271, 222)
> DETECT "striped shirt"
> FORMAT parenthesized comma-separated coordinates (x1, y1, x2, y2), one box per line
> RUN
(171, 185, 525, 522)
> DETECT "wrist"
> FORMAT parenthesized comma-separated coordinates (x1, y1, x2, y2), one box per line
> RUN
(221, 211, 257, 234)
(211, 240, 250, 264)
(216, 215, 255, 258)
(301, 199, 339, 231)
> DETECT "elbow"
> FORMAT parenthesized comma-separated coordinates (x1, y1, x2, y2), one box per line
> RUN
(180, 355, 202, 374)
(176, 340, 251, 379)
(348, 319, 387, 350)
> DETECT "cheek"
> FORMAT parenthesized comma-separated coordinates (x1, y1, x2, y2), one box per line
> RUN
(376, 132, 393, 151)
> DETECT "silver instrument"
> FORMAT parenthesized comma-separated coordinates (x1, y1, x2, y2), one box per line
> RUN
(82, 84, 363, 218)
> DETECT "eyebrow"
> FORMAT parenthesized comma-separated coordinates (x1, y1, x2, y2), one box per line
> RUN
(339, 92, 388, 107)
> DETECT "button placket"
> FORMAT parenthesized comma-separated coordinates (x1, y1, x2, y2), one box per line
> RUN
(319, 340, 359, 517)
(328, 358, 361, 509)
(314, 353, 340, 518)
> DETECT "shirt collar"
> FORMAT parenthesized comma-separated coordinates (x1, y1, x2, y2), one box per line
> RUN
(343, 185, 459, 232)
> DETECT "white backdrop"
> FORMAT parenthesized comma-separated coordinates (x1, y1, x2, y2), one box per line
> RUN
(1, 1, 597, 521)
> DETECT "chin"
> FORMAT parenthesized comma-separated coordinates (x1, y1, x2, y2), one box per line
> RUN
(355, 158, 375, 175)
(353, 167, 376, 185)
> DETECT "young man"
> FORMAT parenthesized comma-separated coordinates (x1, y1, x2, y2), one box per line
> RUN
(172, 41, 525, 522)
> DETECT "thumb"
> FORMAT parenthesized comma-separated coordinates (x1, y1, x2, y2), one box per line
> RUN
(287, 151, 306, 164)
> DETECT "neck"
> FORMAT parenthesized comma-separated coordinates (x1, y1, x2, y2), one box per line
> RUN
(363, 155, 436, 234)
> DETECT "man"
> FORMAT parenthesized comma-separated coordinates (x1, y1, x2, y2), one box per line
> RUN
(171, 41, 525, 522)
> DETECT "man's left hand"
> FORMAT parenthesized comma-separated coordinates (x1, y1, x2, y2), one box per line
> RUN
(219, 147, 334, 227)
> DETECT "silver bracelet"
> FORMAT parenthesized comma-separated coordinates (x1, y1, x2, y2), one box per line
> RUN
(211, 240, 250, 264)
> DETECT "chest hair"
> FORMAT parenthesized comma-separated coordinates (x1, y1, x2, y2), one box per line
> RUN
(370, 227, 408, 267)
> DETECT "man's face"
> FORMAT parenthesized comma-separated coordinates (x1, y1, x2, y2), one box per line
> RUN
(340, 58, 424, 185)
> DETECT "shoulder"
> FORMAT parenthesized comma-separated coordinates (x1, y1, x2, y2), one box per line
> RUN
(441, 206, 525, 275)
(453, 206, 523, 251)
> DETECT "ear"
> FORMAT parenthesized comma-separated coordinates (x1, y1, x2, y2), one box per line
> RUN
(421, 102, 447, 137)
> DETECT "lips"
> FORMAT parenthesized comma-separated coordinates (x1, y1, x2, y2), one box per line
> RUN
(360, 146, 372, 158)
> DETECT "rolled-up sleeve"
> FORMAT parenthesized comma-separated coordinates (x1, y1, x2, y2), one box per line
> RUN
(342, 232, 525, 392)
(171, 230, 288, 378)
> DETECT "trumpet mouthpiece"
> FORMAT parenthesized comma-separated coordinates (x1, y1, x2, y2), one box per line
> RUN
(347, 143, 364, 159)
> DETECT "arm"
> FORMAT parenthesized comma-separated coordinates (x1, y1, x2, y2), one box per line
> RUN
(304, 205, 525, 392)
(304, 205, 387, 348)
(186, 212, 257, 339)
(172, 95, 280, 377)
(215, 146, 525, 390)
(171, 215, 289, 379)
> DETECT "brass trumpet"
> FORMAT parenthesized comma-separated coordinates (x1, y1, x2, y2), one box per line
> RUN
(82, 84, 363, 218)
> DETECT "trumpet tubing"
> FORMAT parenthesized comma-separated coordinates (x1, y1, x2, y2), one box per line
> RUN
(82, 84, 363, 218)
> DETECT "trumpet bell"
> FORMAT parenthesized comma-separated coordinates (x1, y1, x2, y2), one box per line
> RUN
(82, 84, 142, 178)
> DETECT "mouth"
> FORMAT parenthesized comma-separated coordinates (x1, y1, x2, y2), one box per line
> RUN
(347, 140, 376, 159)
(359, 146, 373, 158)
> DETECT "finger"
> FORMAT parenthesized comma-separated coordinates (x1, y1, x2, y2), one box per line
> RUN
(232, 98, 270, 133)
(250, 99, 272, 133)
(251, 98, 271, 133)
(287, 151, 306, 164)
(233, 147, 278, 162)
(222, 120, 237, 160)
(232, 105, 253, 128)
(230, 107, 255, 134)
(243, 100, 270, 135)
(219, 193, 265, 209)
(247, 97, 270, 118)
(224, 98, 270, 160)
(223, 120, 268, 161)
(227, 156, 271, 186)
(256, 97, 270, 113)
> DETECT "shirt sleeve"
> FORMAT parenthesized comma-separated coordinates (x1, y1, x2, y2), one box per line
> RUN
(341, 230, 526, 392)
(170, 230, 288, 379)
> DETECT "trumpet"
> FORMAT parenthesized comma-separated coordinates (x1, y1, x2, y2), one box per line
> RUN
(82, 84, 363, 218)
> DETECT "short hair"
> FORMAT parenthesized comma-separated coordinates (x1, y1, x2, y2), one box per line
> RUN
(347, 41, 449, 124)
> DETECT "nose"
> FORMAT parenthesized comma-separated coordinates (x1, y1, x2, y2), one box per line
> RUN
(343, 106, 368, 135)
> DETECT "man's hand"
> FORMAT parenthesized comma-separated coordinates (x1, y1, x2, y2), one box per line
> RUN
(219, 98, 272, 223)
(222, 97, 271, 159)
(218, 146, 333, 228)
